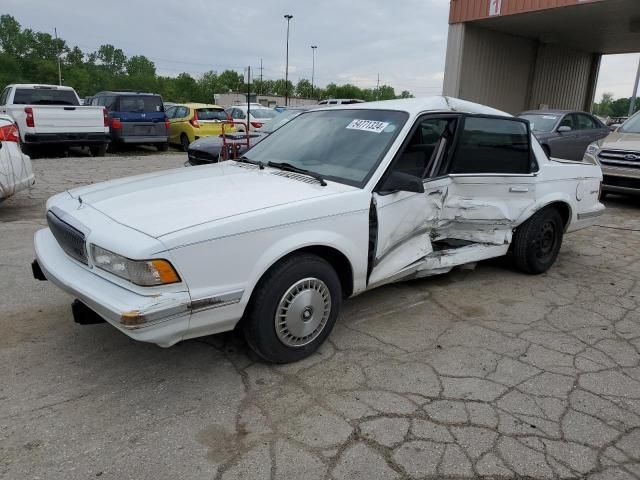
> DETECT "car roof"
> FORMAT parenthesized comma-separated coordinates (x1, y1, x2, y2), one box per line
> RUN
(179, 103, 224, 109)
(95, 91, 161, 96)
(9, 84, 75, 90)
(317, 96, 510, 117)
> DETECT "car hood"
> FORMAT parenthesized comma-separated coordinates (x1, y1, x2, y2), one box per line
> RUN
(67, 162, 352, 238)
(599, 131, 640, 150)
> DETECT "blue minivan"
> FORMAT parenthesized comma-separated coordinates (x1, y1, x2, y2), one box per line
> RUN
(89, 91, 169, 151)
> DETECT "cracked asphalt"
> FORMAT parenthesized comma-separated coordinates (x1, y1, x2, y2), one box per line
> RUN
(2, 153, 640, 479)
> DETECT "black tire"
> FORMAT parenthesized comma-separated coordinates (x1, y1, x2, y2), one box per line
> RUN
(512, 207, 564, 274)
(180, 134, 190, 152)
(108, 142, 119, 153)
(243, 253, 342, 363)
(157, 142, 169, 152)
(90, 144, 108, 157)
(541, 144, 551, 158)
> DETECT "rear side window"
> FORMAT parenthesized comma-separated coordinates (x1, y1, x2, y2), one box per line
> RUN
(449, 116, 532, 175)
(13, 88, 79, 106)
(197, 108, 227, 121)
(117, 95, 164, 113)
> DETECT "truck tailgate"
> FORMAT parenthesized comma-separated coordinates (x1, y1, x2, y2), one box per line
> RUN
(31, 106, 105, 133)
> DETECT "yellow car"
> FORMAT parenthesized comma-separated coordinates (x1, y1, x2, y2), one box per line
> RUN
(166, 103, 234, 151)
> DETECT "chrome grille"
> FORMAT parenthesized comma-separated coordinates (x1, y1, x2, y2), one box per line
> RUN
(46, 210, 88, 264)
(598, 150, 640, 169)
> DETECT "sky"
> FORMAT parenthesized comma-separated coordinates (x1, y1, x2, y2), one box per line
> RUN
(3, 0, 638, 101)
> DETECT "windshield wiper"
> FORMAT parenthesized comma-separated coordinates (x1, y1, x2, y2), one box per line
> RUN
(267, 161, 327, 186)
(238, 156, 264, 170)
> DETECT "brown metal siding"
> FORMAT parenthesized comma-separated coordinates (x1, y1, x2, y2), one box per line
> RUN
(449, 0, 584, 23)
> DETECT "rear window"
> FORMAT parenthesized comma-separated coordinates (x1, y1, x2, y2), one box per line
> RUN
(196, 108, 227, 121)
(117, 96, 164, 113)
(13, 88, 79, 106)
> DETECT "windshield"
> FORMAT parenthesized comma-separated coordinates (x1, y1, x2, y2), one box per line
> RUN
(197, 108, 227, 121)
(250, 109, 279, 120)
(518, 114, 559, 132)
(118, 96, 164, 113)
(258, 109, 305, 133)
(620, 112, 640, 134)
(244, 109, 408, 187)
(14, 88, 79, 106)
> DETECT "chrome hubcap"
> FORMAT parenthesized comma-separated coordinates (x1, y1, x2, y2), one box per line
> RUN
(275, 278, 331, 347)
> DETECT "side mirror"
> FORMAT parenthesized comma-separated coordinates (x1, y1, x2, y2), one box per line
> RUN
(379, 171, 424, 194)
(557, 126, 572, 133)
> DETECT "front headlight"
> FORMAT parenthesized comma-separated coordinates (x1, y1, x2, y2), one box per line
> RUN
(586, 142, 600, 155)
(90, 245, 180, 286)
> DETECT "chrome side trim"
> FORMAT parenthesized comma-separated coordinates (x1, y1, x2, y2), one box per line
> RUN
(188, 289, 244, 313)
(577, 210, 604, 220)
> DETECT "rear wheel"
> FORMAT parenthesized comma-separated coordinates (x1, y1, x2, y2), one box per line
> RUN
(90, 144, 107, 157)
(108, 142, 119, 153)
(243, 253, 342, 363)
(180, 134, 190, 152)
(512, 207, 564, 274)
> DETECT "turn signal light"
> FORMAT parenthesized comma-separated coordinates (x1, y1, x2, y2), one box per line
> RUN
(189, 110, 200, 128)
(251, 122, 263, 129)
(150, 259, 180, 284)
(111, 117, 122, 129)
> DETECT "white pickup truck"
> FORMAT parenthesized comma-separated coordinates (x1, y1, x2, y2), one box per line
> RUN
(0, 84, 110, 157)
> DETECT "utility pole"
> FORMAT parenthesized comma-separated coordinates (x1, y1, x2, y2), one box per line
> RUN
(311, 45, 318, 99)
(284, 14, 293, 106)
(629, 56, 640, 117)
(54, 27, 62, 86)
(246, 66, 251, 132)
(376, 74, 380, 101)
(259, 58, 264, 83)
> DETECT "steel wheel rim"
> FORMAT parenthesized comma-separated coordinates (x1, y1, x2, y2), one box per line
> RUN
(535, 221, 556, 259)
(275, 277, 331, 347)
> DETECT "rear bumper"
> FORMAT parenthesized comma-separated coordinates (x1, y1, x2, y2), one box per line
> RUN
(33, 228, 191, 347)
(24, 133, 110, 145)
(115, 136, 169, 144)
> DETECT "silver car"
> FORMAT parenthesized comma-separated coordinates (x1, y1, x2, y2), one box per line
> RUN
(518, 110, 610, 161)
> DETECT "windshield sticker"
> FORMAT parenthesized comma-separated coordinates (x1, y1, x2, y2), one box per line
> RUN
(542, 115, 558, 120)
(346, 119, 390, 134)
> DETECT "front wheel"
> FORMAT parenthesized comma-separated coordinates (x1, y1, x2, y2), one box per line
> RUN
(243, 254, 342, 363)
(512, 208, 564, 274)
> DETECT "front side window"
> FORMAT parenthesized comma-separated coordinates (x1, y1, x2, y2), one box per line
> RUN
(165, 106, 177, 119)
(574, 113, 598, 130)
(559, 115, 574, 130)
(448, 116, 532, 175)
(244, 109, 408, 187)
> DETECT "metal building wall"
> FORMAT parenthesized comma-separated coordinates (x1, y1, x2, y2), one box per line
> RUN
(449, 0, 585, 23)
(528, 44, 599, 110)
(446, 24, 537, 113)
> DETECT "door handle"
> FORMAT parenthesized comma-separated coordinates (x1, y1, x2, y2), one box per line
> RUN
(509, 187, 529, 193)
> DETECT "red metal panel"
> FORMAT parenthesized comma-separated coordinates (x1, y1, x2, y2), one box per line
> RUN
(449, 0, 587, 23)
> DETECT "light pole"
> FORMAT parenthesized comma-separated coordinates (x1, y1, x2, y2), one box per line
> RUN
(629, 56, 640, 117)
(284, 14, 293, 106)
(311, 45, 318, 99)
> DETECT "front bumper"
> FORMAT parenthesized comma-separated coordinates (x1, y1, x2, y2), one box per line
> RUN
(34, 228, 191, 347)
(24, 133, 110, 146)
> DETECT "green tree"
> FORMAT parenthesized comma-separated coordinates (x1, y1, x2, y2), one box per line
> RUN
(295, 79, 312, 98)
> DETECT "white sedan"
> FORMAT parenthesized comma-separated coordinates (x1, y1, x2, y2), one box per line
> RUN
(33, 97, 603, 363)
(0, 115, 35, 202)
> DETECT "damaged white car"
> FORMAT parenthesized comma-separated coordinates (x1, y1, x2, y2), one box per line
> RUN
(0, 115, 35, 202)
(33, 97, 604, 363)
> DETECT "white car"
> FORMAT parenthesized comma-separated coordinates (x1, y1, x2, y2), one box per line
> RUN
(33, 97, 604, 363)
(225, 105, 280, 132)
(0, 115, 35, 201)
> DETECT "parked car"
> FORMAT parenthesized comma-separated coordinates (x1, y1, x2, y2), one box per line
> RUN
(318, 99, 365, 106)
(0, 84, 110, 157)
(225, 105, 280, 132)
(32, 97, 603, 363)
(166, 103, 231, 151)
(186, 106, 311, 166)
(518, 110, 610, 161)
(89, 91, 169, 151)
(583, 110, 640, 196)
(0, 115, 35, 201)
